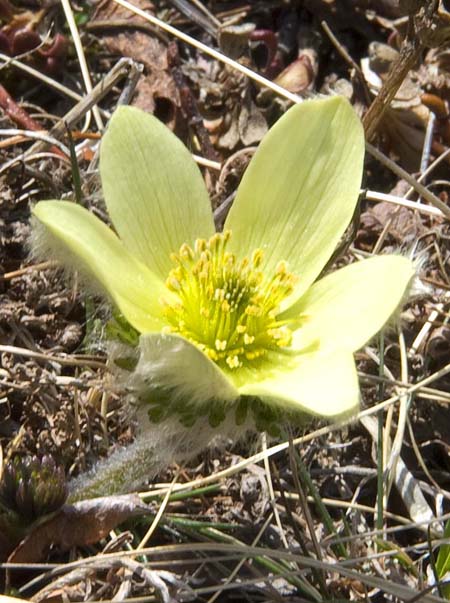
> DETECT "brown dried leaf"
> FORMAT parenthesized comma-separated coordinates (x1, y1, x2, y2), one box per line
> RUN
(92, 0, 179, 123)
(238, 101, 268, 146)
(273, 55, 315, 95)
(372, 201, 423, 240)
(8, 495, 150, 563)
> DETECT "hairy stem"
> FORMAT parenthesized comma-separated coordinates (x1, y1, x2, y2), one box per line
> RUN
(68, 435, 158, 502)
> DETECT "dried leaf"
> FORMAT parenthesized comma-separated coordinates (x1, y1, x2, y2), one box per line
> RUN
(92, 0, 179, 123)
(8, 494, 151, 563)
(238, 101, 268, 146)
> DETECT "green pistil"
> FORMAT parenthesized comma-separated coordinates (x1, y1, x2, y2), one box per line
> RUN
(162, 231, 298, 370)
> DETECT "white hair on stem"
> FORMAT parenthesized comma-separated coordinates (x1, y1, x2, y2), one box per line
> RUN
(68, 408, 257, 501)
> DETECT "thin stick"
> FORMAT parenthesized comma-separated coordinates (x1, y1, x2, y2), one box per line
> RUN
(0, 52, 82, 102)
(2, 261, 58, 280)
(192, 153, 221, 170)
(410, 294, 450, 355)
(137, 469, 181, 549)
(366, 142, 450, 219)
(26, 58, 135, 157)
(320, 20, 371, 105)
(189, 0, 220, 27)
(385, 330, 409, 500)
(362, 16, 423, 140)
(365, 190, 444, 217)
(420, 112, 436, 175)
(0, 128, 70, 156)
(206, 514, 274, 603)
(0, 344, 106, 369)
(261, 433, 289, 549)
(60, 0, 103, 131)
(405, 147, 450, 199)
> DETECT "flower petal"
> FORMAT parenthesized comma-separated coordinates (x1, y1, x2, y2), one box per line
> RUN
(284, 255, 414, 353)
(238, 350, 359, 419)
(132, 333, 239, 409)
(224, 96, 364, 303)
(100, 106, 215, 280)
(32, 201, 167, 333)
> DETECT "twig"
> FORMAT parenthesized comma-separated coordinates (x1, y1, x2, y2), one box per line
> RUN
(0, 128, 70, 156)
(366, 142, 450, 219)
(363, 43, 422, 139)
(0, 344, 106, 369)
(60, 0, 103, 131)
(405, 147, 450, 199)
(2, 261, 58, 280)
(385, 331, 410, 501)
(362, 14, 422, 139)
(25, 58, 136, 157)
(363, 2, 444, 139)
(410, 292, 450, 355)
(137, 469, 181, 550)
(365, 190, 444, 217)
(320, 20, 371, 105)
(0, 51, 111, 113)
(261, 433, 289, 549)
(421, 111, 436, 175)
(168, 0, 219, 37)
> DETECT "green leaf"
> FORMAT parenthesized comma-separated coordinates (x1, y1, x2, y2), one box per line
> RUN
(32, 201, 167, 333)
(225, 96, 365, 308)
(106, 310, 140, 347)
(235, 397, 249, 425)
(113, 356, 139, 371)
(436, 519, 450, 598)
(284, 255, 414, 353)
(208, 401, 227, 427)
(238, 349, 359, 419)
(100, 106, 215, 281)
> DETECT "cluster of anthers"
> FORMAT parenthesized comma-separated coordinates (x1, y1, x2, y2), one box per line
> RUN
(162, 231, 298, 370)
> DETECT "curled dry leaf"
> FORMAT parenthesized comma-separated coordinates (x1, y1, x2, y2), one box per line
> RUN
(91, 0, 180, 127)
(273, 54, 316, 95)
(357, 201, 425, 251)
(8, 494, 151, 563)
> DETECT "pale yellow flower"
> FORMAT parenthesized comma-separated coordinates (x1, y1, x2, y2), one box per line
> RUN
(33, 97, 414, 430)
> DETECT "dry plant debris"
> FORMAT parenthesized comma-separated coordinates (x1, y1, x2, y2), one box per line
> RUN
(1, 0, 450, 601)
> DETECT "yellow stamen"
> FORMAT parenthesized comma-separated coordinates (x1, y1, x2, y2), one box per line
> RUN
(162, 231, 298, 370)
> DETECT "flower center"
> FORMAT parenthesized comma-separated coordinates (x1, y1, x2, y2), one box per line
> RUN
(161, 231, 298, 370)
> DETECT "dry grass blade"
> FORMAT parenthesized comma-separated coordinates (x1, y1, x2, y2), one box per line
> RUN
(60, 0, 103, 130)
